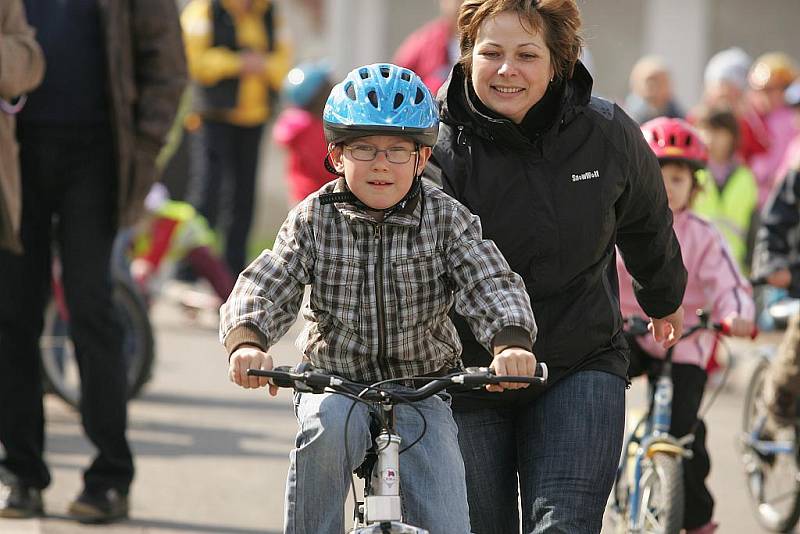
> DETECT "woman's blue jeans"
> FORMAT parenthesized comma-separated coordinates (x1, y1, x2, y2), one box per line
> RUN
(284, 390, 471, 534)
(454, 370, 626, 534)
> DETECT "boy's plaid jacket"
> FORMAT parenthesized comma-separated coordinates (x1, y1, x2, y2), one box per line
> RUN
(220, 178, 536, 382)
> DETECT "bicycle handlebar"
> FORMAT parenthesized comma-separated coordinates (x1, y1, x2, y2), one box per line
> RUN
(624, 309, 758, 341)
(247, 363, 548, 403)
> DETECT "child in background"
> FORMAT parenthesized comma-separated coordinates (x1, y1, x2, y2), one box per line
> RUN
(130, 182, 234, 306)
(617, 117, 755, 534)
(273, 60, 335, 204)
(221, 63, 537, 533)
(693, 107, 759, 273)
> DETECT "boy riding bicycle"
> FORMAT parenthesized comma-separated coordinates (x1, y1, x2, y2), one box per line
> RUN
(219, 63, 537, 534)
(617, 117, 755, 534)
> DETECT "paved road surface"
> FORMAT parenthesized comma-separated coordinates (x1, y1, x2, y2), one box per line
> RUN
(0, 296, 788, 533)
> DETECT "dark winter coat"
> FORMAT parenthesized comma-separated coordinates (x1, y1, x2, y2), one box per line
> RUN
(425, 61, 687, 406)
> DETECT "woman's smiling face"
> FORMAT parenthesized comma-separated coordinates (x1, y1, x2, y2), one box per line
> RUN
(470, 11, 554, 124)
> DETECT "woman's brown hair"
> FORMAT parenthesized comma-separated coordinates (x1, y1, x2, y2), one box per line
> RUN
(457, 0, 583, 81)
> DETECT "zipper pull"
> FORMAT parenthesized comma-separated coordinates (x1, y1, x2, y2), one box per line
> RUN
(457, 125, 467, 146)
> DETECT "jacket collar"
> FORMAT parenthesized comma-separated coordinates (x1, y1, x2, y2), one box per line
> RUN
(326, 178, 423, 227)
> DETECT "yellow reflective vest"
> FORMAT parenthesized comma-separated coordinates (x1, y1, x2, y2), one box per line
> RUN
(692, 166, 758, 273)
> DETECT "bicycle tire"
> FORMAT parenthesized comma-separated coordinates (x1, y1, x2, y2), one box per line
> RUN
(741, 356, 800, 532)
(40, 276, 155, 408)
(636, 452, 684, 534)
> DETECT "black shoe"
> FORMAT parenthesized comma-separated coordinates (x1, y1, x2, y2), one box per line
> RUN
(67, 488, 128, 524)
(0, 478, 43, 519)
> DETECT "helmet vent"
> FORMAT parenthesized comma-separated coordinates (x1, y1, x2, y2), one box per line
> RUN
(359, 68, 370, 80)
(344, 82, 356, 100)
(415, 87, 425, 104)
(367, 90, 379, 109)
(401, 71, 411, 82)
(380, 66, 391, 78)
(393, 93, 404, 109)
(669, 134, 676, 146)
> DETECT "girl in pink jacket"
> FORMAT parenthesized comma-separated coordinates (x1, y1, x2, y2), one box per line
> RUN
(617, 117, 755, 534)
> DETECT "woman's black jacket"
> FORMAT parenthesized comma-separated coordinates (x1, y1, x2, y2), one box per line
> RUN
(425, 62, 687, 407)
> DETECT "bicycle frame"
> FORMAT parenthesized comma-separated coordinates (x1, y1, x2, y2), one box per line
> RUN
(622, 364, 691, 532)
(351, 403, 426, 534)
(249, 364, 548, 533)
(741, 411, 796, 458)
(611, 313, 731, 533)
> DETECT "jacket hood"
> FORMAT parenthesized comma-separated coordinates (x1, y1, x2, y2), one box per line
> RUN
(438, 60, 593, 147)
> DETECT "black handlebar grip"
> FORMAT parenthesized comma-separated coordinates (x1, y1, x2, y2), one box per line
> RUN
(246, 368, 295, 388)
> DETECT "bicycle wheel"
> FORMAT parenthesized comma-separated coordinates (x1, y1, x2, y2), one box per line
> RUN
(636, 452, 684, 534)
(40, 277, 155, 408)
(741, 356, 800, 532)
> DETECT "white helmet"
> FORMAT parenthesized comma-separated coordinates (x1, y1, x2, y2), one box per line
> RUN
(704, 47, 752, 90)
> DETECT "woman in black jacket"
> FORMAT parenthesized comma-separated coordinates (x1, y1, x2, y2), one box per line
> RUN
(425, 1, 687, 532)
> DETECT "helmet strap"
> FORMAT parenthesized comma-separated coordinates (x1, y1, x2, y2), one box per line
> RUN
(324, 150, 344, 177)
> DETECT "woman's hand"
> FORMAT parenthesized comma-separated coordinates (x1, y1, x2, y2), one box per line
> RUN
(228, 345, 278, 395)
(487, 348, 537, 392)
(650, 306, 684, 349)
(722, 313, 756, 338)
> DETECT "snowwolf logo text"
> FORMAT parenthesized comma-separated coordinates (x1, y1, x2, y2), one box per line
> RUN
(572, 170, 600, 182)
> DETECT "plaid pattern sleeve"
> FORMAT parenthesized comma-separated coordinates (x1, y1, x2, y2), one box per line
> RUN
(442, 197, 537, 352)
(219, 202, 315, 353)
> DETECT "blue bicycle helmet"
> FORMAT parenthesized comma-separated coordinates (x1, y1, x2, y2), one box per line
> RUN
(282, 60, 332, 108)
(323, 63, 439, 146)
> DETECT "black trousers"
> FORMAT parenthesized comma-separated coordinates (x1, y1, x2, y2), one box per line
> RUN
(188, 120, 264, 275)
(626, 333, 713, 530)
(0, 124, 133, 494)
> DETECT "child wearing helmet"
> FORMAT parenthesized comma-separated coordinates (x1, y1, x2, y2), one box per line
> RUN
(617, 117, 755, 534)
(273, 60, 336, 204)
(220, 63, 537, 533)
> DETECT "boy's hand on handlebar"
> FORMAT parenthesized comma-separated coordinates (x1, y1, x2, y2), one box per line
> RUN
(722, 314, 756, 338)
(487, 348, 537, 392)
(228, 346, 278, 395)
(766, 268, 792, 289)
(650, 306, 684, 349)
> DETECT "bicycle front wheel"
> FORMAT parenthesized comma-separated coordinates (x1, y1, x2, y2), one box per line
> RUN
(636, 451, 684, 534)
(40, 277, 155, 408)
(741, 356, 800, 532)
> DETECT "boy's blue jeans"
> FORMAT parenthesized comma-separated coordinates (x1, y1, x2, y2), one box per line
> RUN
(285, 390, 471, 534)
(454, 370, 626, 534)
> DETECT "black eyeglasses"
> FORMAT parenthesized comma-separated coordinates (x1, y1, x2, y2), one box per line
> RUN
(344, 144, 418, 164)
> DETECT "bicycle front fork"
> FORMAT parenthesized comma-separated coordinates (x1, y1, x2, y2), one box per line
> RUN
(351, 431, 429, 534)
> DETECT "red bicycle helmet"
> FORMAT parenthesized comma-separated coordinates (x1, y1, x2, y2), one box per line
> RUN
(641, 117, 708, 170)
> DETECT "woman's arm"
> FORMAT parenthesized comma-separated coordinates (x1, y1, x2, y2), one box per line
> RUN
(614, 112, 687, 320)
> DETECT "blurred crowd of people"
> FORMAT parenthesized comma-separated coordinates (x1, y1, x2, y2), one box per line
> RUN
(1, 0, 799, 527)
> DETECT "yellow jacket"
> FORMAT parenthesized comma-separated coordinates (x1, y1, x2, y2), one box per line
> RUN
(181, 0, 291, 126)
